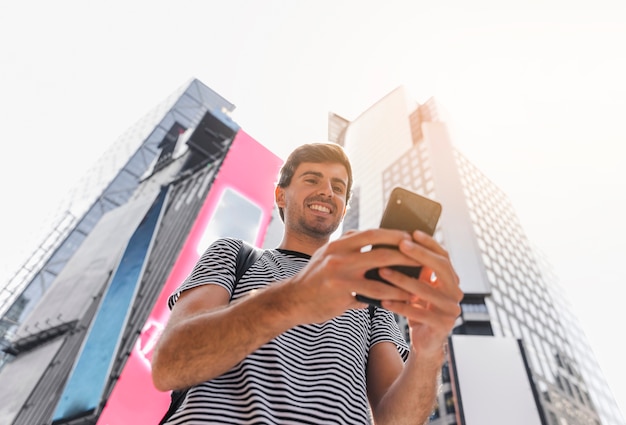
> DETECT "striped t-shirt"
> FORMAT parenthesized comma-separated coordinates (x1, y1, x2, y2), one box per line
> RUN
(165, 237, 409, 424)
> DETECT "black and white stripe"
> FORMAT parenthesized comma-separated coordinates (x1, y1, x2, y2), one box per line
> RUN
(166, 238, 409, 424)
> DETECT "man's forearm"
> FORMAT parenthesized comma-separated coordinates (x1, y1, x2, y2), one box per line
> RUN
(152, 280, 299, 391)
(374, 348, 444, 425)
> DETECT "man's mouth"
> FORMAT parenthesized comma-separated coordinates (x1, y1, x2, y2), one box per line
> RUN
(308, 203, 332, 214)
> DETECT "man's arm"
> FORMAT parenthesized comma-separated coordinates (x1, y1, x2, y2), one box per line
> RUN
(367, 230, 463, 425)
(367, 342, 443, 425)
(152, 229, 448, 393)
(151, 281, 301, 391)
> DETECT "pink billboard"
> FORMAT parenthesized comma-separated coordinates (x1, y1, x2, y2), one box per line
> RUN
(96, 131, 283, 425)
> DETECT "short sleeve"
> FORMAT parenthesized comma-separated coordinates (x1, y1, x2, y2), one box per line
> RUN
(370, 307, 410, 361)
(167, 237, 242, 310)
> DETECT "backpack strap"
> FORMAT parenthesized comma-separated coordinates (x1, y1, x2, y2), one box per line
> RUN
(158, 240, 264, 425)
(368, 304, 376, 320)
(234, 240, 264, 285)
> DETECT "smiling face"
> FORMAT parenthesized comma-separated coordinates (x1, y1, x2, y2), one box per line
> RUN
(275, 161, 348, 240)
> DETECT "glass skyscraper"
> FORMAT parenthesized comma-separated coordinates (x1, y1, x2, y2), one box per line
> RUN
(330, 86, 624, 425)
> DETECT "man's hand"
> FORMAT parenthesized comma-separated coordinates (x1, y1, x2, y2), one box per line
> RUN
(285, 228, 430, 325)
(376, 230, 463, 356)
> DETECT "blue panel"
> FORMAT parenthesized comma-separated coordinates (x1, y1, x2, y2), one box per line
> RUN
(52, 189, 167, 422)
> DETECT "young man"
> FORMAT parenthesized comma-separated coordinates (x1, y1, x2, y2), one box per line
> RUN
(151, 142, 463, 424)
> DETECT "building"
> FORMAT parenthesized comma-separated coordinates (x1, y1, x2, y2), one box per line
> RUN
(1, 78, 623, 425)
(329, 86, 625, 425)
(0, 78, 283, 425)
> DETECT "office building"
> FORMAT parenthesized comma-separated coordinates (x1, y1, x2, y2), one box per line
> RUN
(0, 79, 283, 425)
(329, 86, 624, 425)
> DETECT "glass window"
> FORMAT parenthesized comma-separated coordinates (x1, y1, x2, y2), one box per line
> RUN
(481, 251, 491, 267)
(196, 188, 263, 254)
(503, 295, 513, 313)
(509, 316, 521, 338)
(528, 348, 541, 378)
(444, 391, 456, 414)
(548, 411, 558, 425)
(492, 290, 502, 304)
(563, 376, 574, 397)
(491, 319, 503, 337)
(498, 308, 512, 336)
(441, 362, 450, 383)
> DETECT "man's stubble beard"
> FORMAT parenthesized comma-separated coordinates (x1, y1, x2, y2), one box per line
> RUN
(283, 195, 343, 240)
(296, 214, 342, 239)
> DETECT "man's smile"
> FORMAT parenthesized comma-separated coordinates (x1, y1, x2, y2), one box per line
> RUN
(308, 203, 332, 214)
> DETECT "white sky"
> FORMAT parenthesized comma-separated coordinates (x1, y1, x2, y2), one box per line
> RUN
(1, 0, 625, 420)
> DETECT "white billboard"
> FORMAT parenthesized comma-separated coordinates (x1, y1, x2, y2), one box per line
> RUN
(449, 335, 546, 425)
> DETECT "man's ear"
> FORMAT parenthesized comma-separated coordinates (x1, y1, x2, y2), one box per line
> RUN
(275, 186, 285, 208)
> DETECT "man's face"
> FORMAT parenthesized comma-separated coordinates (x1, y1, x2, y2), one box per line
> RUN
(276, 161, 349, 239)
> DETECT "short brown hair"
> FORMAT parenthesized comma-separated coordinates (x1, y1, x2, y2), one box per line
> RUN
(277, 142, 353, 221)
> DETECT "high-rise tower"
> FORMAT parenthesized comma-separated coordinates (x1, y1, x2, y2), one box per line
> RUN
(0, 79, 283, 425)
(329, 86, 624, 425)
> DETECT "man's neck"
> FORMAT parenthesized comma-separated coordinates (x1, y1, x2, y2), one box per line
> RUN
(277, 232, 330, 256)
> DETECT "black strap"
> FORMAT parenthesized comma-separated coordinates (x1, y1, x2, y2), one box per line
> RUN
(158, 389, 187, 425)
(235, 240, 264, 283)
(368, 304, 376, 320)
(158, 240, 263, 425)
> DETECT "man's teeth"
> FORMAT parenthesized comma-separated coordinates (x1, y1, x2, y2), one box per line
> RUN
(310, 204, 330, 213)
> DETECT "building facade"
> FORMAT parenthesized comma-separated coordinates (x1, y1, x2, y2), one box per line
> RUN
(0, 79, 283, 425)
(329, 86, 624, 425)
(1, 78, 623, 425)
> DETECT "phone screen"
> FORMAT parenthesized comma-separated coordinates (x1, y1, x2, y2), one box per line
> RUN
(356, 187, 442, 306)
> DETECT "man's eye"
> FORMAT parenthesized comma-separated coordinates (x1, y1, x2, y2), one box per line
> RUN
(333, 186, 344, 193)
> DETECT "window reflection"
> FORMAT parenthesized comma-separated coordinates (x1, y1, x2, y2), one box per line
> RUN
(197, 188, 263, 254)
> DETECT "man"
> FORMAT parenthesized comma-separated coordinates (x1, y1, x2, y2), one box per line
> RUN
(151, 142, 463, 424)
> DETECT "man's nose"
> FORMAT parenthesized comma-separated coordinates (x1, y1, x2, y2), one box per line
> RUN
(318, 180, 334, 197)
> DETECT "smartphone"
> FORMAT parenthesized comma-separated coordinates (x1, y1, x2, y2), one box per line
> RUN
(356, 187, 442, 307)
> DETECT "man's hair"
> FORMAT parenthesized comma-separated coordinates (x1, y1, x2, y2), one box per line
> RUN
(277, 142, 353, 221)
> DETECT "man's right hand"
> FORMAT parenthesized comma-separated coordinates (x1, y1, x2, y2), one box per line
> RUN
(284, 228, 421, 325)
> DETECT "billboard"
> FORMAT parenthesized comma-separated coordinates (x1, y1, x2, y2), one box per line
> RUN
(96, 131, 283, 425)
(448, 334, 546, 425)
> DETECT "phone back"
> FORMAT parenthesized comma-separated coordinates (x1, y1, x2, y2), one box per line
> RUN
(380, 187, 442, 235)
(357, 187, 442, 306)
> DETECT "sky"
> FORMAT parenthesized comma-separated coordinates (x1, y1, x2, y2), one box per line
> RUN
(1, 0, 625, 420)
